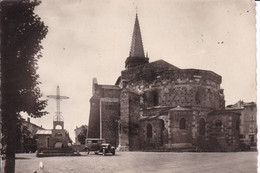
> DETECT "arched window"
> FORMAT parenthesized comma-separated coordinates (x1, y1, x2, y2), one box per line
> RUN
(55, 125, 62, 129)
(180, 118, 186, 129)
(147, 124, 152, 138)
(153, 90, 159, 106)
(199, 118, 206, 135)
(161, 120, 165, 130)
(215, 120, 222, 132)
(54, 142, 63, 148)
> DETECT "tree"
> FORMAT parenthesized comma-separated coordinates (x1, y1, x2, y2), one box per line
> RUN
(1, 0, 48, 172)
(77, 125, 88, 144)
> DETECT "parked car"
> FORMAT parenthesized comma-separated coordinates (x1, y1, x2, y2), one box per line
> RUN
(85, 138, 115, 155)
(99, 144, 115, 156)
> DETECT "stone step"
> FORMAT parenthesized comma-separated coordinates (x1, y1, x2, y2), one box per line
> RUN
(41, 149, 73, 153)
(36, 152, 77, 157)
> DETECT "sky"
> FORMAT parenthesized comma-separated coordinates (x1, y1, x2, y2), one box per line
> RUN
(22, 0, 256, 142)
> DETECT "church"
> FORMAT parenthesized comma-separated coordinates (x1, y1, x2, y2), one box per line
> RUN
(87, 14, 240, 152)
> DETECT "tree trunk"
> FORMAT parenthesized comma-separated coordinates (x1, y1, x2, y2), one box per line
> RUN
(4, 114, 17, 173)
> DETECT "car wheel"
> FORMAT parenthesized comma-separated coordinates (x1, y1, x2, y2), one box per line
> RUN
(112, 151, 115, 155)
(94, 151, 98, 155)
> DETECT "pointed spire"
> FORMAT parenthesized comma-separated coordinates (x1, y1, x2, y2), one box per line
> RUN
(125, 13, 149, 69)
(129, 13, 145, 58)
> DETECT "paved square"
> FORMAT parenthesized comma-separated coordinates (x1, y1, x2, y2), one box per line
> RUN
(9, 152, 258, 173)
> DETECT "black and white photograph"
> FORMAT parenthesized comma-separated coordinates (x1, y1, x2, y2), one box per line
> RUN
(0, 0, 258, 172)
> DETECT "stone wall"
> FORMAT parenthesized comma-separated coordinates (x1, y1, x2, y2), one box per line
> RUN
(207, 111, 240, 151)
(87, 83, 121, 141)
(87, 96, 100, 138)
(118, 89, 130, 150)
(94, 85, 121, 98)
(139, 119, 164, 150)
(128, 92, 141, 150)
(100, 98, 120, 146)
(122, 63, 225, 111)
(37, 135, 51, 149)
(167, 110, 193, 147)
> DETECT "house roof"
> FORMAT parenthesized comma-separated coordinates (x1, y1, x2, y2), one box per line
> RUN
(36, 129, 52, 135)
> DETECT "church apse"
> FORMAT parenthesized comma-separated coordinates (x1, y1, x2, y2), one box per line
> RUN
(87, 14, 241, 152)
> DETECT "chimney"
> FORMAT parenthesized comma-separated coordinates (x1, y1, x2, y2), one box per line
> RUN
(27, 118, 30, 123)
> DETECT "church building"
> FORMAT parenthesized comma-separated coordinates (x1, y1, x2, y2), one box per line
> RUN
(87, 14, 241, 152)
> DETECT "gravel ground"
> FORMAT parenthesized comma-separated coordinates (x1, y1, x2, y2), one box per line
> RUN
(3, 151, 257, 173)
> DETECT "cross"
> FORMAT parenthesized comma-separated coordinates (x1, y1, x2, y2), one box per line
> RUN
(47, 85, 69, 121)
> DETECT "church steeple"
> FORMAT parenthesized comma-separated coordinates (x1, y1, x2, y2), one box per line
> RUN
(129, 14, 145, 57)
(125, 14, 149, 69)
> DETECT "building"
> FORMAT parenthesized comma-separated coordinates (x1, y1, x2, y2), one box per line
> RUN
(74, 125, 88, 144)
(87, 14, 241, 152)
(23, 118, 44, 135)
(36, 120, 71, 149)
(16, 118, 44, 153)
(227, 101, 257, 148)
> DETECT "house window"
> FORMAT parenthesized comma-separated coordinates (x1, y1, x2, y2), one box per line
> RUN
(215, 120, 222, 132)
(199, 118, 206, 135)
(180, 118, 186, 129)
(147, 124, 152, 138)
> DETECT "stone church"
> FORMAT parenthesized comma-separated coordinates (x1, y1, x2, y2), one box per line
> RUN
(87, 14, 240, 152)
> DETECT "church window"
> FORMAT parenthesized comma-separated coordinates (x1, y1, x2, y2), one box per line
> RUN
(199, 118, 206, 135)
(161, 120, 165, 130)
(180, 118, 186, 129)
(147, 123, 152, 138)
(215, 120, 222, 132)
(153, 90, 159, 106)
(236, 120, 239, 131)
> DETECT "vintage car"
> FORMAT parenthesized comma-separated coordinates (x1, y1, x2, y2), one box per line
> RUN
(85, 138, 115, 155)
(99, 143, 116, 156)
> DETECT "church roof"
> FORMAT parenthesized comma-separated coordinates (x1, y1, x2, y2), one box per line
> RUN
(129, 14, 145, 58)
(145, 59, 180, 71)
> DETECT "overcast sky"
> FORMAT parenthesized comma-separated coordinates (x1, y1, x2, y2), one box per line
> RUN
(23, 0, 256, 142)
